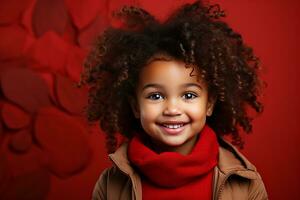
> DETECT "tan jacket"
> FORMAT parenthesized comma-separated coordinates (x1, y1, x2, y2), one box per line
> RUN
(92, 137, 268, 200)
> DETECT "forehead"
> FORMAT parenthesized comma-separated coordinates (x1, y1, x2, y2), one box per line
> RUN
(138, 60, 205, 87)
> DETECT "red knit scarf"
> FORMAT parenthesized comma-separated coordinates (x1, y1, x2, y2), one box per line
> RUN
(127, 125, 219, 200)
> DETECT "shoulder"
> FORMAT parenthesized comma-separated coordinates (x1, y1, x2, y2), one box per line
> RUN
(216, 137, 268, 199)
(92, 166, 132, 200)
(92, 141, 137, 200)
(92, 168, 108, 200)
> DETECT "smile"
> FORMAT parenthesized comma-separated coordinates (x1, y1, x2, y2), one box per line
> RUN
(162, 124, 185, 129)
(157, 122, 188, 135)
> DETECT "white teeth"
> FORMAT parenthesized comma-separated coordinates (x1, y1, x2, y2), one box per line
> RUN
(163, 124, 184, 129)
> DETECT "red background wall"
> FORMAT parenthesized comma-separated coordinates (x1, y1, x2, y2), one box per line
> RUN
(0, 0, 299, 199)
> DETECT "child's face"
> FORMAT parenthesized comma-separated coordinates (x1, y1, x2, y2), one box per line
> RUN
(131, 59, 214, 154)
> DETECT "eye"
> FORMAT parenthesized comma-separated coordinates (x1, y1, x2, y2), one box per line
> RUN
(147, 93, 164, 100)
(183, 92, 197, 100)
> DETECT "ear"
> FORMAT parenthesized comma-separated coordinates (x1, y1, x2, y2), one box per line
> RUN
(206, 97, 216, 117)
(128, 95, 140, 118)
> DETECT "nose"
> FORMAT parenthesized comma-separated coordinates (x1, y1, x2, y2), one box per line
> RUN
(162, 99, 182, 116)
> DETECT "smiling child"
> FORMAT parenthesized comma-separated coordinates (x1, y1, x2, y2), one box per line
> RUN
(80, 1, 268, 199)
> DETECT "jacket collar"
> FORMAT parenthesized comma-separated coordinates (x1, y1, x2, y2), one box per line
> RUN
(108, 136, 258, 179)
(215, 136, 259, 180)
(217, 136, 256, 171)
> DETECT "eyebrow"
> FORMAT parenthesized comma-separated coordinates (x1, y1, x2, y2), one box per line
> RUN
(142, 83, 203, 91)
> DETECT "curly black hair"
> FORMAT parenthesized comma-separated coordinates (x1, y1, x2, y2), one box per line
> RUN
(79, 0, 264, 154)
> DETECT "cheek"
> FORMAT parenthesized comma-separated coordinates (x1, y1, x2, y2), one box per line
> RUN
(139, 104, 160, 134)
(139, 102, 161, 121)
(187, 103, 208, 121)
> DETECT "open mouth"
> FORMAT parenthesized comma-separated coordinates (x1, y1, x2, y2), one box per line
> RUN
(161, 124, 185, 129)
(157, 122, 189, 135)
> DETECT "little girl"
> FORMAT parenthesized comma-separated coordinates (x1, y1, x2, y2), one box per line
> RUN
(80, 1, 268, 199)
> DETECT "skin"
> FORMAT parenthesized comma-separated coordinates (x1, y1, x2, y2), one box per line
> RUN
(130, 59, 215, 155)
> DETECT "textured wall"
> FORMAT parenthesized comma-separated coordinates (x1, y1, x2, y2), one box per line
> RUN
(0, 0, 299, 199)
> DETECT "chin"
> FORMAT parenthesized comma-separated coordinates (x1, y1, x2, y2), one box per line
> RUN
(163, 138, 187, 147)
